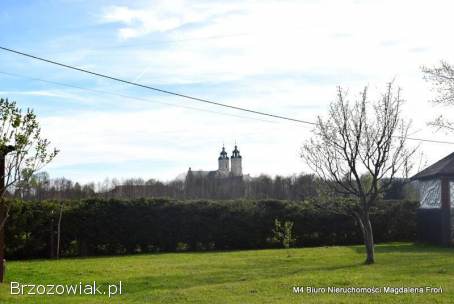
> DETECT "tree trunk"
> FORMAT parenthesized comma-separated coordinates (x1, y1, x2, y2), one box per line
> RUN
(363, 214, 375, 264)
(356, 212, 375, 264)
(50, 215, 55, 259)
(56, 202, 63, 259)
(0, 203, 5, 283)
(0, 153, 5, 284)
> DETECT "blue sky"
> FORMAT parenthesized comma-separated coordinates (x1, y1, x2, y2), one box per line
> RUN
(1, 0, 454, 183)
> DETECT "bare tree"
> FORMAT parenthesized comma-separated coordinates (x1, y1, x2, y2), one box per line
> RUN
(301, 83, 417, 264)
(0, 98, 58, 282)
(422, 61, 454, 132)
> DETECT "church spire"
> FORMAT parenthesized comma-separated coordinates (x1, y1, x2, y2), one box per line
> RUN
(218, 144, 229, 172)
(218, 145, 228, 160)
(231, 143, 242, 176)
(231, 144, 241, 159)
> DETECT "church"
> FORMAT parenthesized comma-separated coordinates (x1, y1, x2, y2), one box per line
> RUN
(188, 145, 243, 178)
(185, 145, 246, 198)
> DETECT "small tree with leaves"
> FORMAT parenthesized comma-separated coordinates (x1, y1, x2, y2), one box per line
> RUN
(271, 219, 296, 257)
(0, 97, 58, 282)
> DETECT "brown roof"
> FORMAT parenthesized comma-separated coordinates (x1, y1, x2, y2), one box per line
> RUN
(411, 152, 454, 180)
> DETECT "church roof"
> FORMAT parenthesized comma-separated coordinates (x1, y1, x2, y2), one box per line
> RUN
(218, 146, 229, 160)
(411, 152, 454, 180)
(232, 145, 241, 158)
(187, 169, 235, 180)
(189, 170, 215, 178)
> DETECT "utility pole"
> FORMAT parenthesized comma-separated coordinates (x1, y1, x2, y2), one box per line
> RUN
(0, 145, 15, 283)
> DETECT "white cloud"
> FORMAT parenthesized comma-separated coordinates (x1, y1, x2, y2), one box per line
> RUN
(91, 0, 454, 90)
(6, 0, 454, 182)
(101, 1, 238, 40)
(0, 90, 99, 104)
(40, 102, 314, 182)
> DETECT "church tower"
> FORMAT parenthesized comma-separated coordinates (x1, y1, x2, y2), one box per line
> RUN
(218, 146, 229, 173)
(231, 145, 242, 176)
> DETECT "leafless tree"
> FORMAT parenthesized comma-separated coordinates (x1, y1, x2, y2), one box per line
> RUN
(301, 83, 417, 264)
(422, 61, 454, 132)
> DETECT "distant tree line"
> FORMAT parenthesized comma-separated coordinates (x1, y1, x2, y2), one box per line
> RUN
(11, 172, 416, 201)
(13, 172, 96, 200)
(5, 198, 417, 260)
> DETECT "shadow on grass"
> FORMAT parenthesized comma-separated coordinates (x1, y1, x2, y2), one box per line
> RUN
(11, 243, 454, 297)
(350, 242, 454, 254)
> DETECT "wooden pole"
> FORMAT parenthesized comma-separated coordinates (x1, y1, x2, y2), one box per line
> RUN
(441, 177, 451, 245)
(56, 202, 63, 259)
(0, 154, 5, 283)
(0, 146, 15, 283)
(50, 210, 55, 259)
(0, 206, 4, 283)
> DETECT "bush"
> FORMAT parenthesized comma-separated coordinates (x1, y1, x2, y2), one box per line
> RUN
(4, 198, 418, 259)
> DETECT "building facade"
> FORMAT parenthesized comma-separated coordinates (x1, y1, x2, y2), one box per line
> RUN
(185, 145, 245, 198)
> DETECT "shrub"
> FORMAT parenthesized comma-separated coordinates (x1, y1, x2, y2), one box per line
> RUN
(4, 198, 418, 259)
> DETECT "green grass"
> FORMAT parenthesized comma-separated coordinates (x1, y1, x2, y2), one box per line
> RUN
(0, 243, 453, 303)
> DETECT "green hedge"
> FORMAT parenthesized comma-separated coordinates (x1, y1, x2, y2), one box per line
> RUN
(5, 199, 417, 259)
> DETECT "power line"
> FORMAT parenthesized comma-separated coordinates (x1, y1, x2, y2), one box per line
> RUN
(396, 136, 454, 145)
(0, 70, 279, 124)
(0, 46, 315, 125)
(1, 46, 454, 145)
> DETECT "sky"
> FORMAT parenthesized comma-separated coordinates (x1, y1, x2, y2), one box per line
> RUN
(1, 0, 454, 183)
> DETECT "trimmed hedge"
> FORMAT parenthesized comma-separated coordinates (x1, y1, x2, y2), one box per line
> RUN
(5, 198, 417, 259)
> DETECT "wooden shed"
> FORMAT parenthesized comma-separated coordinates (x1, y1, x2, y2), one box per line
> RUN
(412, 152, 454, 245)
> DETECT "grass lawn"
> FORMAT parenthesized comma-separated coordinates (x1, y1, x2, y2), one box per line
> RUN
(0, 243, 452, 303)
